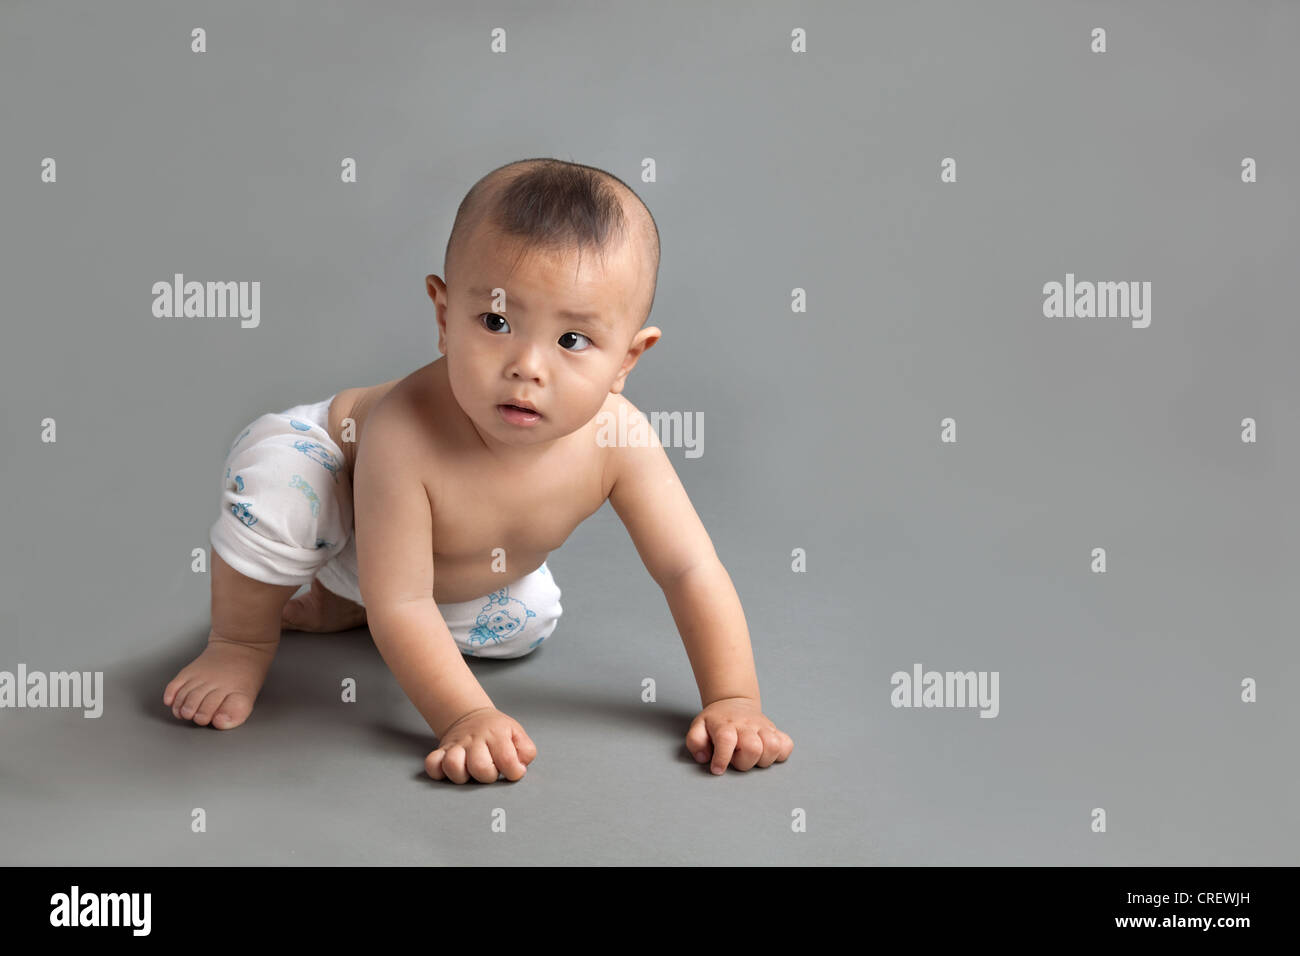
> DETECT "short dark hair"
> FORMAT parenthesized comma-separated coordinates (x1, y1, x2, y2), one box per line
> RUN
(444, 157, 660, 325)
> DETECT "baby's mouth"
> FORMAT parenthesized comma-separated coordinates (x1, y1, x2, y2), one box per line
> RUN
(497, 403, 543, 423)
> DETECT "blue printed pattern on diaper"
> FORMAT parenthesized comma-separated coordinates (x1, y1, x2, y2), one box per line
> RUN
(289, 419, 313, 431)
(229, 427, 252, 453)
(466, 588, 536, 649)
(231, 502, 257, 527)
(289, 474, 320, 516)
(293, 439, 341, 481)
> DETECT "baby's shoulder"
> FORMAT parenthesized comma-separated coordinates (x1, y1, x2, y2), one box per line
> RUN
(597, 391, 660, 444)
(354, 374, 434, 460)
(600, 390, 649, 421)
(594, 392, 662, 495)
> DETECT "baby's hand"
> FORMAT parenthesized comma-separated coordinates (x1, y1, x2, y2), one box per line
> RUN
(426, 707, 537, 783)
(686, 697, 794, 775)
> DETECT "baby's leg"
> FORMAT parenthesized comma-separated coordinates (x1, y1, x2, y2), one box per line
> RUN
(280, 574, 367, 633)
(163, 550, 298, 729)
(168, 397, 352, 727)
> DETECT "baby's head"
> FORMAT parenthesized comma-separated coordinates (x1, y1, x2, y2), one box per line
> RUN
(427, 157, 661, 447)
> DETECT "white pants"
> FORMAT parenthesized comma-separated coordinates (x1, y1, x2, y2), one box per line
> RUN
(208, 396, 562, 658)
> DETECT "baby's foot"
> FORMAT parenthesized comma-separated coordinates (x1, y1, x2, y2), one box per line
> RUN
(280, 576, 367, 633)
(163, 633, 279, 730)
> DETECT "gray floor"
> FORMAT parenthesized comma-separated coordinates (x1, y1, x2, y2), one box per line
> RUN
(4, 512, 867, 866)
(3, 488, 1295, 865)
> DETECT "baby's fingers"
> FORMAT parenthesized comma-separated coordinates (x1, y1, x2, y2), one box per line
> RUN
(488, 736, 529, 781)
(461, 740, 503, 783)
(425, 745, 453, 781)
(431, 743, 477, 783)
(512, 728, 538, 766)
(731, 729, 764, 772)
(685, 719, 712, 764)
(709, 726, 738, 775)
(426, 742, 488, 783)
(756, 728, 787, 768)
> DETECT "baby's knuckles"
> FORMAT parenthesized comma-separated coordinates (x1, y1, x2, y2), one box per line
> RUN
(482, 735, 528, 781)
(757, 728, 784, 765)
(466, 742, 506, 782)
(427, 714, 532, 783)
(733, 730, 763, 766)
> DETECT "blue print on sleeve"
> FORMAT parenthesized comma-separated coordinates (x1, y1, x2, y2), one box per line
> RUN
(466, 588, 536, 648)
(293, 439, 341, 481)
(234, 474, 245, 493)
(290, 419, 312, 431)
(231, 502, 257, 527)
(289, 474, 321, 516)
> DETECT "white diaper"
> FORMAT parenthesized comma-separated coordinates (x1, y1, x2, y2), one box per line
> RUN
(209, 396, 562, 658)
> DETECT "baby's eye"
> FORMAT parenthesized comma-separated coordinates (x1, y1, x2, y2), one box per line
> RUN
(479, 313, 510, 333)
(559, 331, 592, 352)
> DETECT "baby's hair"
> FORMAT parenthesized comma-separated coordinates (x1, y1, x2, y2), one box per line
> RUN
(444, 157, 660, 325)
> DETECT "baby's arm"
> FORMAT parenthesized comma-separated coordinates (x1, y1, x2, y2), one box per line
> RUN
(607, 403, 793, 773)
(352, 397, 534, 781)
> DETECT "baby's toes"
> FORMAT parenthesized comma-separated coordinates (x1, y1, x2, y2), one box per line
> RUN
(172, 680, 206, 719)
(189, 688, 229, 727)
(163, 672, 194, 707)
(209, 692, 254, 730)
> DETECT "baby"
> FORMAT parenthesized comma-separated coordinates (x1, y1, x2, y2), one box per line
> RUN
(163, 157, 794, 782)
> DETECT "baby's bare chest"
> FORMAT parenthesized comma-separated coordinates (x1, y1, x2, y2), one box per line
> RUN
(425, 450, 609, 561)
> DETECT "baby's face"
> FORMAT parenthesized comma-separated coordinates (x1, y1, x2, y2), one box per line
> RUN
(429, 225, 652, 447)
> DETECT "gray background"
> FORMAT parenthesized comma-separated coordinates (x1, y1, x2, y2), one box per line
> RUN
(1, 0, 1296, 865)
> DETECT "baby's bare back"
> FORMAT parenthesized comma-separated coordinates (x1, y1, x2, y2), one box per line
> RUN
(334, 358, 613, 605)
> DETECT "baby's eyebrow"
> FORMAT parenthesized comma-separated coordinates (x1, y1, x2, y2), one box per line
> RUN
(467, 285, 610, 331)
